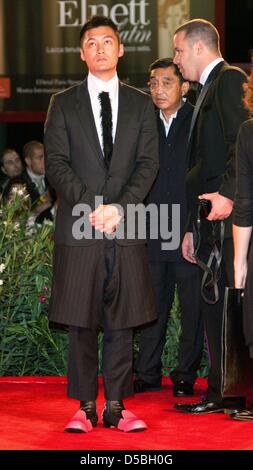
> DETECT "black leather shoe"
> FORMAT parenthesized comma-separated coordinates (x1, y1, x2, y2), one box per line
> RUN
(102, 400, 125, 428)
(102, 400, 147, 432)
(175, 399, 224, 414)
(80, 400, 98, 427)
(173, 380, 194, 397)
(230, 409, 253, 421)
(133, 378, 161, 393)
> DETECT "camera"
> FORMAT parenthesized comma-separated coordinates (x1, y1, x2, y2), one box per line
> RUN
(198, 198, 212, 219)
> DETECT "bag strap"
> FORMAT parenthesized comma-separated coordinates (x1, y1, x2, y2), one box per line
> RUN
(194, 204, 225, 304)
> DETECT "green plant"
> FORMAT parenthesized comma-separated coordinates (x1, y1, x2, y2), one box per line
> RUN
(0, 195, 67, 375)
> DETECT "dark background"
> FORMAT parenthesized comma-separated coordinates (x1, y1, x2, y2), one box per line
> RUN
(5, 123, 44, 161)
(225, 0, 253, 63)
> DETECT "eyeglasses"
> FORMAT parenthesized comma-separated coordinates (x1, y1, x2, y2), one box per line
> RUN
(148, 79, 176, 91)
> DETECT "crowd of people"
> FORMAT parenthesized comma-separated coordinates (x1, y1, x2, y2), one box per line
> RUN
(0, 141, 55, 223)
(2, 14, 253, 431)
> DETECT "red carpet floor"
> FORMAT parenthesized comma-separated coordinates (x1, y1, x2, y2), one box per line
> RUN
(0, 376, 253, 450)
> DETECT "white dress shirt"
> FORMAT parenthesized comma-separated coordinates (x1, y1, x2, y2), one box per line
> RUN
(160, 110, 178, 136)
(199, 57, 224, 86)
(27, 168, 46, 195)
(87, 72, 119, 152)
(159, 98, 186, 136)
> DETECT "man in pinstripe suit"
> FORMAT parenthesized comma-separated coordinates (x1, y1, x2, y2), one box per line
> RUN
(44, 15, 158, 433)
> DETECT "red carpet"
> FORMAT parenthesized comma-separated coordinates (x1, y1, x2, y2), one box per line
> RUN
(0, 376, 253, 450)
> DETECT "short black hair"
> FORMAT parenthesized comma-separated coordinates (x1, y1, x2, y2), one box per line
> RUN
(80, 15, 120, 46)
(149, 57, 186, 84)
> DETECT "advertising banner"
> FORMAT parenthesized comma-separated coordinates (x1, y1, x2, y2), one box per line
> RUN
(0, 0, 158, 112)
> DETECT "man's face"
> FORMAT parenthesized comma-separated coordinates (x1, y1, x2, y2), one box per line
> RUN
(173, 31, 200, 82)
(149, 66, 189, 115)
(2, 151, 23, 178)
(26, 146, 45, 175)
(80, 26, 124, 79)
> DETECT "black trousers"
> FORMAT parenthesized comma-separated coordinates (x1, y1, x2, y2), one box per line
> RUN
(134, 260, 203, 386)
(67, 239, 133, 401)
(198, 237, 234, 402)
(67, 325, 133, 401)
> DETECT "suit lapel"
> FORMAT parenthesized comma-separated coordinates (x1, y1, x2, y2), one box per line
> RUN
(167, 101, 192, 142)
(188, 82, 211, 142)
(75, 79, 106, 169)
(166, 116, 177, 140)
(188, 61, 225, 143)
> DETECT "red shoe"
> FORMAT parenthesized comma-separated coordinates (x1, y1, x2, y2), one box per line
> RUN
(102, 400, 147, 432)
(64, 401, 98, 433)
(117, 410, 147, 432)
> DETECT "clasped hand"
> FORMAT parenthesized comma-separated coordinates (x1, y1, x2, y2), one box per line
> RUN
(89, 204, 122, 234)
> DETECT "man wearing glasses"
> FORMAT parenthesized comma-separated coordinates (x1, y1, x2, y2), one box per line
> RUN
(134, 58, 203, 398)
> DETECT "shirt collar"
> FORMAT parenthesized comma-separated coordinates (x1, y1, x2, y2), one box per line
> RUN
(159, 109, 177, 128)
(159, 97, 186, 124)
(199, 57, 224, 86)
(27, 168, 44, 183)
(88, 72, 119, 99)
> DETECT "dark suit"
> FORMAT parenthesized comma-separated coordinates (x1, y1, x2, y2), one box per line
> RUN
(187, 61, 248, 402)
(135, 101, 203, 387)
(21, 170, 55, 223)
(44, 78, 159, 400)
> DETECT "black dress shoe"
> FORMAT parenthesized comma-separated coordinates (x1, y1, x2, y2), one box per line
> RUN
(102, 400, 125, 427)
(230, 409, 253, 421)
(102, 400, 147, 432)
(175, 399, 224, 414)
(80, 400, 98, 427)
(173, 380, 194, 397)
(133, 378, 161, 393)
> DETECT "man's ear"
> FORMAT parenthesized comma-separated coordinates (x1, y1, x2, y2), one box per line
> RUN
(181, 81, 190, 96)
(1, 165, 6, 175)
(195, 40, 204, 56)
(118, 43, 124, 58)
(80, 47, 86, 63)
(24, 156, 30, 168)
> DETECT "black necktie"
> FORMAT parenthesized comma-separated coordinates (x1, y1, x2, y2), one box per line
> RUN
(98, 91, 113, 168)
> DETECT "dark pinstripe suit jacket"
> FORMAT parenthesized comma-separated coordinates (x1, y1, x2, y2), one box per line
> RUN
(44, 79, 158, 328)
(44, 79, 159, 246)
